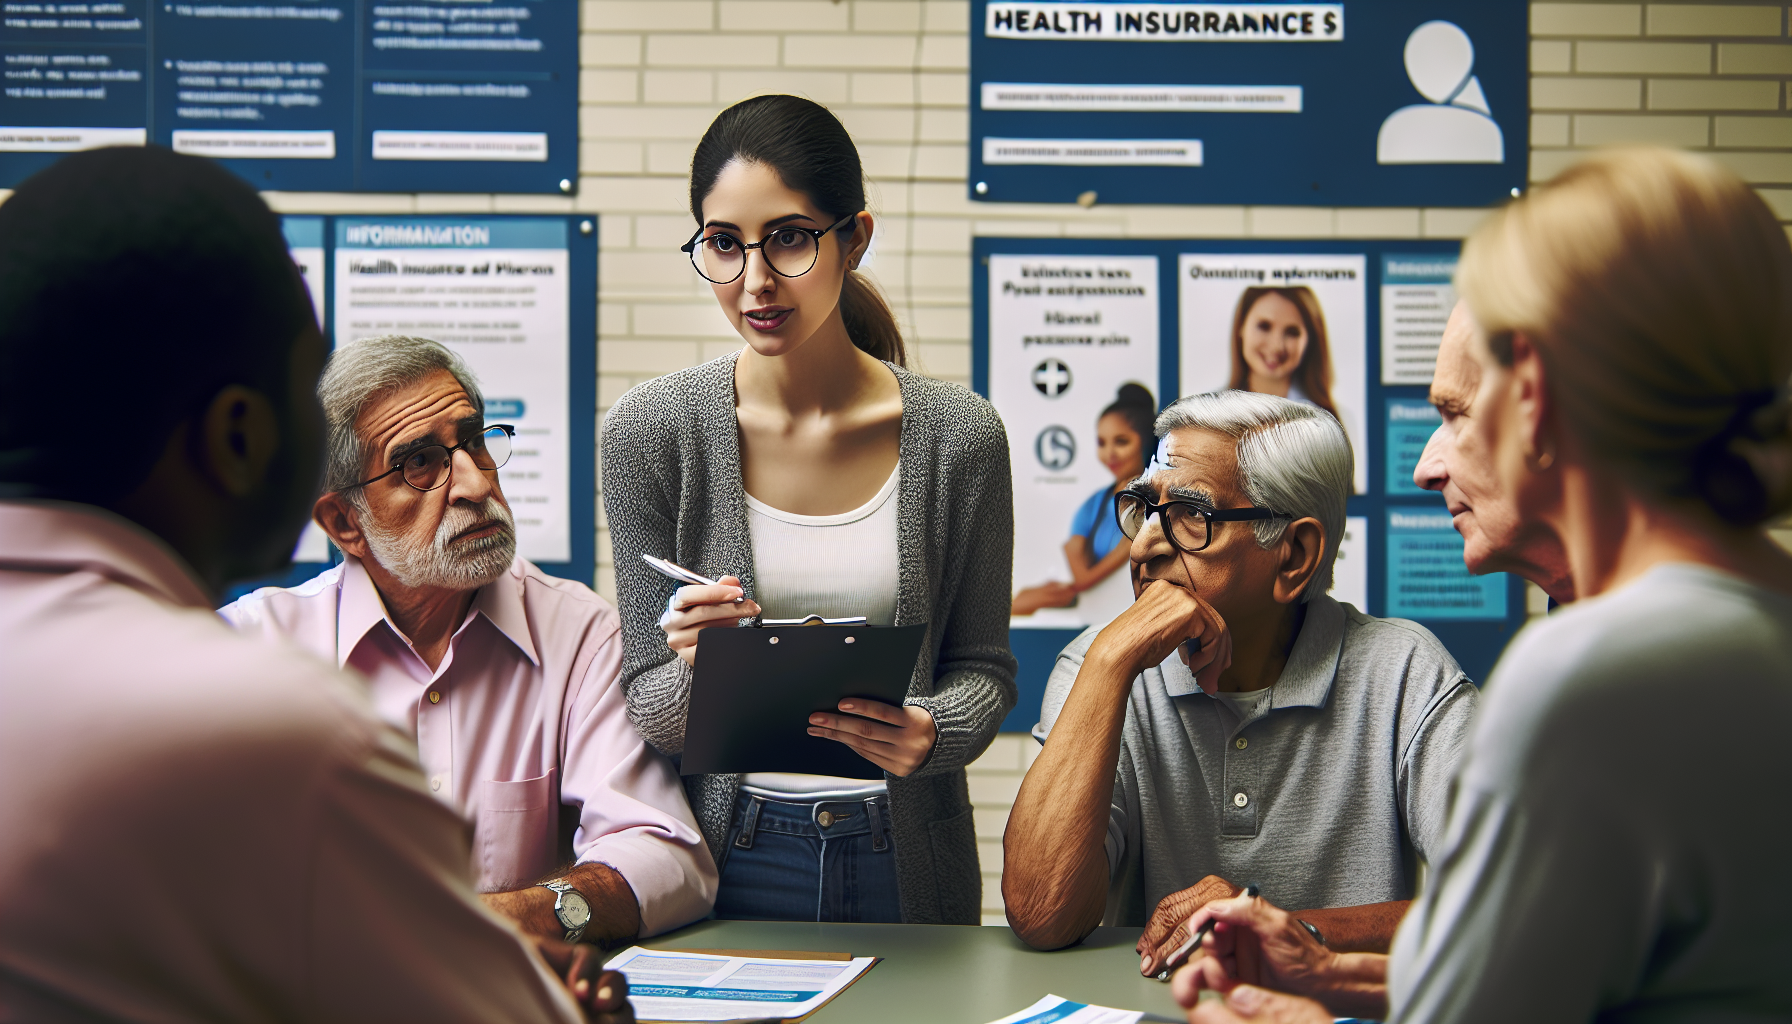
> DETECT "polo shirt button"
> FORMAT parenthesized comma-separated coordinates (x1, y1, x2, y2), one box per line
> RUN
(428, 691, 441, 704)
(1233, 792, 1248, 808)
(817, 811, 834, 827)
(430, 776, 443, 792)
(1235, 737, 1248, 750)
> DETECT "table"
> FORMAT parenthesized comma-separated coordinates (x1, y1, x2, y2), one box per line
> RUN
(637, 921, 1187, 1023)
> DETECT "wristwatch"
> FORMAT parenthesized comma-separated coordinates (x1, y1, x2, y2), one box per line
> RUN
(538, 879, 591, 943)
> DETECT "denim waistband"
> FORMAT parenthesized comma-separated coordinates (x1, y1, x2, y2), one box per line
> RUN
(731, 790, 891, 849)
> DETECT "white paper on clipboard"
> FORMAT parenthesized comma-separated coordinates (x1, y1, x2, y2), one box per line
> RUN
(605, 947, 877, 1022)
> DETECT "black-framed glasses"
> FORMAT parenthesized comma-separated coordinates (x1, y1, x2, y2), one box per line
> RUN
(679, 213, 857, 285)
(1114, 489, 1291, 553)
(349, 424, 515, 493)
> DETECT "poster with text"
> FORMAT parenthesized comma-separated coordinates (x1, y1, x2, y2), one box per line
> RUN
(1178, 253, 1368, 494)
(990, 253, 1158, 630)
(332, 218, 570, 563)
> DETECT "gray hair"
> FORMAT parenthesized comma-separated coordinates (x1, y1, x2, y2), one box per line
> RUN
(1153, 390, 1353, 602)
(318, 335, 483, 495)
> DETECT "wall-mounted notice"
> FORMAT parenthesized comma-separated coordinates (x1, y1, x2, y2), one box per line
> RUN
(969, 0, 1526, 206)
(990, 253, 1159, 630)
(333, 217, 570, 563)
(1385, 398, 1439, 496)
(1380, 252, 1457, 385)
(1332, 513, 1367, 611)
(0, 0, 576, 192)
(283, 215, 332, 564)
(1177, 253, 1368, 494)
(1386, 507, 1505, 620)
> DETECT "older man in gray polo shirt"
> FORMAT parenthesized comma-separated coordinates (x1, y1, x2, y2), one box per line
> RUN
(1003, 390, 1476, 977)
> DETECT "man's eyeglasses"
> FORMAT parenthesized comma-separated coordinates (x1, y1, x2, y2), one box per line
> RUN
(679, 214, 857, 285)
(350, 424, 515, 493)
(1114, 489, 1291, 553)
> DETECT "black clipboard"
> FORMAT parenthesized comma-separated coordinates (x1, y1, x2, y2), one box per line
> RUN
(679, 623, 927, 778)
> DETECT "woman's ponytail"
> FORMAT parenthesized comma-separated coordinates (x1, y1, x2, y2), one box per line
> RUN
(840, 268, 906, 367)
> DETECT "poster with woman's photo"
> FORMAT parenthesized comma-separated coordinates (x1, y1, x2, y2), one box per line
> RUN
(1177, 254, 1369, 495)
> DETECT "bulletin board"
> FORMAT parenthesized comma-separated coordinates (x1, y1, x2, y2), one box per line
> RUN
(0, 0, 578, 193)
(223, 213, 598, 604)
(975, 236, 1527, 732)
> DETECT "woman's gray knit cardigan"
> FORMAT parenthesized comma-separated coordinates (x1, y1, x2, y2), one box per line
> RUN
(600, 353, 1017, 925)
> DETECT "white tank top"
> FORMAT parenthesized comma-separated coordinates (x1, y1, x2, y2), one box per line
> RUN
(740, 463, 901, 800)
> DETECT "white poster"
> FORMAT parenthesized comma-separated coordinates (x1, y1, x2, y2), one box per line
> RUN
(1178, 253, 1368, 494)
(332, 219, 571, 564)
(1332, 514, 1367, 611)
(1379, 252, 1458, 385)
(990, 254, 1159, 630)
(283, 217, 332, 564)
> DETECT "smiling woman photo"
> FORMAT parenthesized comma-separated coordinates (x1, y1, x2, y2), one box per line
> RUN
(1226, 285, 1341, 429)
(600, 95, 1017, 925)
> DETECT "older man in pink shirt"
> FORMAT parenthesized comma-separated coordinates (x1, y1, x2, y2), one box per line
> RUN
(222, 334, 715, 946)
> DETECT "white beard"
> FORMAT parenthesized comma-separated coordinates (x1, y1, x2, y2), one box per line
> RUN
(361, 496, 517, 590)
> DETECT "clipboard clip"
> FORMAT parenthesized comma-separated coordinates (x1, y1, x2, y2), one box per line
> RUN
(758, 614, 870, 627)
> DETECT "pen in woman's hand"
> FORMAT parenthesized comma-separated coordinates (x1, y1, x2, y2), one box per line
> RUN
(643, 554, 745, 604)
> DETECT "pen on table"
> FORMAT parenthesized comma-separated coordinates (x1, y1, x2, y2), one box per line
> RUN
(642, 554, 746, 604)
(1155, 880, 1261, 982)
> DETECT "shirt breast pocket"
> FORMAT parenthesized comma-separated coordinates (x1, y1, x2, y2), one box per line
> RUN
(473, 768, 558, 893)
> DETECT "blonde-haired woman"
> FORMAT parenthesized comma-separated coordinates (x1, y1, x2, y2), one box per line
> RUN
(1170, 148, 1792, 1023)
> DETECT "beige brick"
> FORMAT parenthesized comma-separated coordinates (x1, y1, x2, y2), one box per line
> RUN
(720, 1, 851, 32)
(1717, 115, 1792, 145)
(1718, 42, 1792, 73)
(597, 366, 635, 402)
(1532, 39, 1573, 72)
(261, 191, 415, 213)
(1123, 205, 1247, 237)
(1248, 206, 1334, 237)
(1756, 187, 1792, 217)
(602, 249, 698, 289)
(915, 340, 971, 378)
(598, 301, 630, 338)
(493, 193, 576, 212)
(636, 213, 702, 248)
(1422, 208, 1494, 238)
(977, 839, 1004, 870)
(1532, 76, 1643, 109)
(911, 304, 969, 341)
(583, 1, 713, 31)
(924, 0, 971, 33)
(1336, 208, 1423, 238)
(412, 193, 496, 213)
(581, 33, 644, 68)
(971, 218, 1062, 237)
(580, 68, 640, 104)
(906, 252, 974, 289)
(597, 215, 633, 249)
(920, 31, 970, 69)
(910, 215, 972, 252)
(919, 71, 969, 105)
(1532, 3, 1642, 35)
(853, 0, 923, 31)
(1531, 148, 1586, 181)
(1574, 113, 1710, 145)
(646, 33, 782, 67)
(1647, 4, 1782, 36)
(968, 773, 1023, 804)
(645, 141, 697, 175)
(973, 806, 1009, 839)
(1650, 77, 1782, 108)
(1711, 149, 1792, 181)
(716, 69, 850, 103)
(852, 71, 915, 104)
(969, 734, 1024, 771)
(838, 106, 919, 141)
(577, 175, 691, 211)
(631, 302, 738, 338)
(920, 106, 968, 142)
(1577, 40, 1710, 74)
(1532, 113, 1572, 145)
(783, 32, 917, 68)
(601, 338, 704, 371)
(912, 142, 967, 178)
(641, 68, 714, 104)
(582, 103, 722, 140)
(910, 179, 982, 215)
(1061, 217, 1129, 238)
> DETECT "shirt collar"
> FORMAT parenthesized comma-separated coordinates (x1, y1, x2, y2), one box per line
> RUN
(336, 554, 538, 668)
(1157, 592, 1346, 709)
(0, 500, 211, 609)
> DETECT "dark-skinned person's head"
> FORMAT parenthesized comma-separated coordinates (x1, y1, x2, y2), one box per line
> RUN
(308, 336, 517, 596)
(0, 146, 325, 597)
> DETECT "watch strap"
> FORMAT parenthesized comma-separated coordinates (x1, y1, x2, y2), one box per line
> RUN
(537, 879, 588, 943)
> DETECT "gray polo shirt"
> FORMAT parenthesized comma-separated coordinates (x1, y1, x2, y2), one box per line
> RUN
(1035, 594, 1477, 923)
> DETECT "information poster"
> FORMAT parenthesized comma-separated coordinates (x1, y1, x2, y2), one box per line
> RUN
(1332, 514, 1367, 611)
(989, 253, 1159, 629)
(1380, 252, 1457, 385)
(1178, 253, 1368, 494)
(1385, 398, 1439, 496)
(1386, 507, 1506, 620)
(283, 215, 332, 564)
(332, 217, 571, 563)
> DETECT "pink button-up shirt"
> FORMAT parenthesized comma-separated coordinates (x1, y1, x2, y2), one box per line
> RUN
(0, 501, 583, 1024)
(221, 555, 715, 935)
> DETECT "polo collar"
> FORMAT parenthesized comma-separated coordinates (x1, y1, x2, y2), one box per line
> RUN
(0, 499, 211, 609)
(1157, 593, 1345, 710)
(336, 554, 538, 669)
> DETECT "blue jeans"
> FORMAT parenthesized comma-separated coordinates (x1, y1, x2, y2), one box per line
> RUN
(714, 791, 901, 922)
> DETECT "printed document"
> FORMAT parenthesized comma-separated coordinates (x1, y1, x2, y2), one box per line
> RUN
(605, 947, 877, 1022)
(985, 995, 1145, 1024)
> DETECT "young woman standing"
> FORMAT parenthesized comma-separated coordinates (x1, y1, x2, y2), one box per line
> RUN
(600, 95, 1016, 924)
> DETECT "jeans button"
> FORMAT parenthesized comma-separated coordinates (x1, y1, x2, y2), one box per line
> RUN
(817, 810, 834, 827)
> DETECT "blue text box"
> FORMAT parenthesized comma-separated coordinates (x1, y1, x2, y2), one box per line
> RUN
(1386, 398, 1439, 495)
(1386, 507, 1506, 620)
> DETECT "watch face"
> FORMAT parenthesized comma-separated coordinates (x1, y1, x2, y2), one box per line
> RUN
(559, 890, 592, 929)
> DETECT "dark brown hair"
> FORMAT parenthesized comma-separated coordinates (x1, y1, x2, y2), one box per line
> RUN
(690, 94, 905, 367)
(1100, 382, 1157, 464)
(1226, 285, 1339, 424)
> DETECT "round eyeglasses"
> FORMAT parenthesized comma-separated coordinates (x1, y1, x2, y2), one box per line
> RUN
(1114, 489, 1291, 553)
(679, 213, 857, 285)
(350, 424, 515, 493)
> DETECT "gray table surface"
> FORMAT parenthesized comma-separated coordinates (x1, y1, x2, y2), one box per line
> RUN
(634, 920, 1186, 1023)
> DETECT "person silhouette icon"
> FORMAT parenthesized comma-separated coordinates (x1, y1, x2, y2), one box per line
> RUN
(1377, 20, 1504, 164)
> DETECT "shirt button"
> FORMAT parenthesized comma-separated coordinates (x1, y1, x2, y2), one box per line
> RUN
(1233, 792, 1249, 808)
(1235, 737, 1248, 750)
(430, 776, 443, 792)
(428, 691, 441, 704)
(817, 811, 834, 828)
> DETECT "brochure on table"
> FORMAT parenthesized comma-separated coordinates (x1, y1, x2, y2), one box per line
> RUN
(985, 994, 1147, 1024)
(605, 947, 878, 1023)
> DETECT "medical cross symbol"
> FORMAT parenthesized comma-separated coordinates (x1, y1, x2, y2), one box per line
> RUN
(1032, 359, 1072, 398)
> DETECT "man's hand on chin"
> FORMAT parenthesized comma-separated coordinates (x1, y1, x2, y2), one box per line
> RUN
(1092, 577, 1227, 682)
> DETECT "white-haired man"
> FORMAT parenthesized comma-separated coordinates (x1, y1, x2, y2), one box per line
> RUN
(1004, 391, 1477, 986)
(223, 335, 716, 946)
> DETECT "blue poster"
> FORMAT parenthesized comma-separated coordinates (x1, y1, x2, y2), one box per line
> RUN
(1385, 398, 1438, 495)
(969, 0, 1526, 206)
(1385, 507, 1505, 620)
(0, 0, 576, 192)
